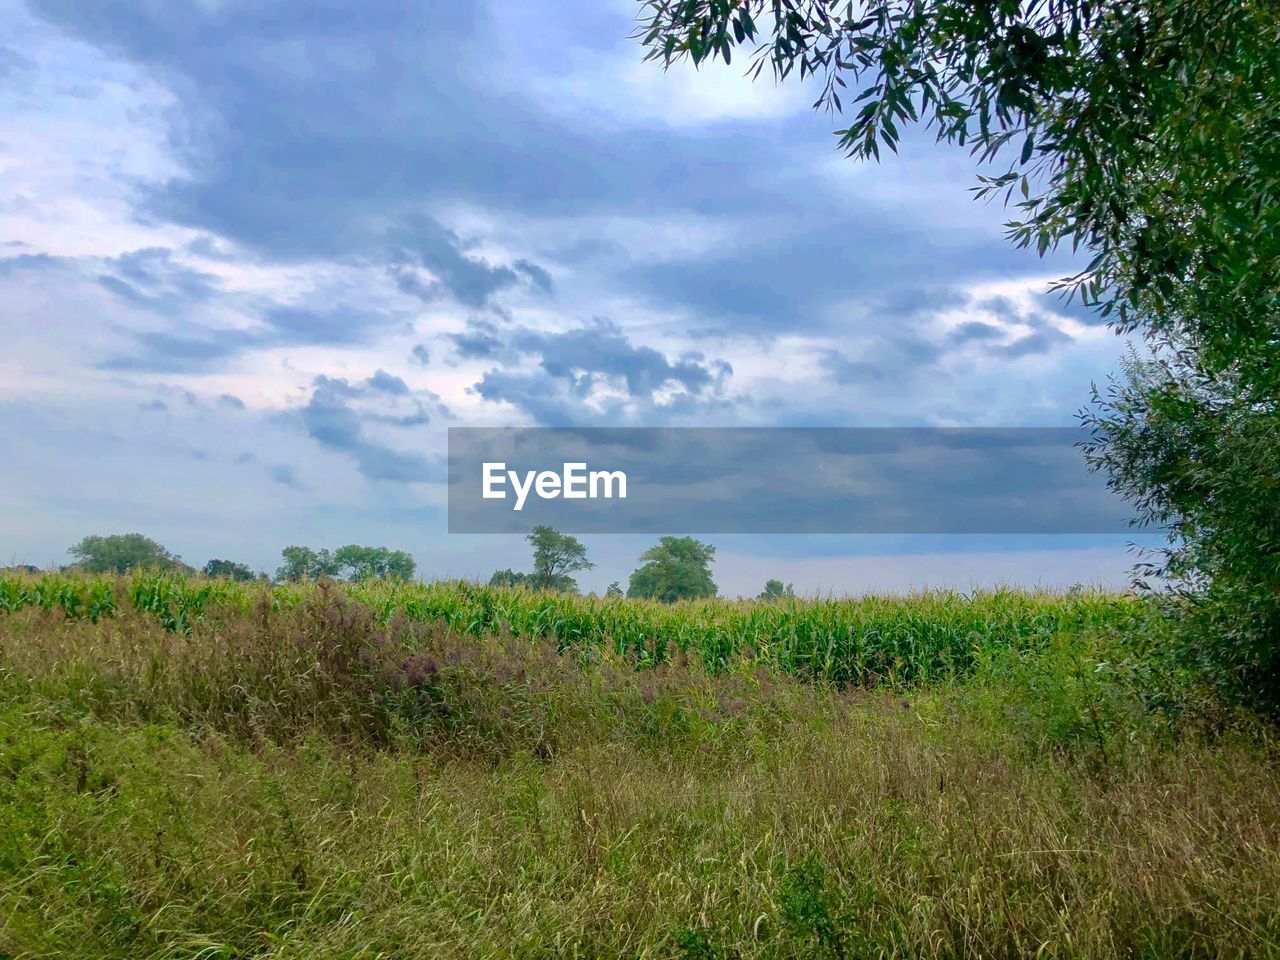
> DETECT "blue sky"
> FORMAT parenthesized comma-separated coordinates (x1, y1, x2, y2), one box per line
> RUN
(0, 0, 1148, 594)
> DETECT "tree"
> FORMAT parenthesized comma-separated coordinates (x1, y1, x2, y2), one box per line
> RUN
(605, 581, 624, 598)
(527, 525, 594, 592)
(333, 544, 417, 581)
(276, 546, 339, 582)
(489, 568, 531, 589)
(68, 534, 183, 574)
(758, 579, 796, 602)
(277, 545, 415, 582)
(202, 558, 257, 581)
(627, 536, 717, 603)
(639, 1, 1280, 701)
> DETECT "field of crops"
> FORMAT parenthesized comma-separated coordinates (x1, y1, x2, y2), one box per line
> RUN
(0, 572, 1142, 686)
(4, 573, 1280, 958)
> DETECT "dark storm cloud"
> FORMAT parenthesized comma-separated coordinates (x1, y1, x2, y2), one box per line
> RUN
(821, 336, 945, 384)
(447, 319, 504, 361)
(948, 321, 1003, 344)
(389, 216, 554, 310)
(365, 369, 409, 395)
(302, 373, 442, 481)
(468, 318, 733, 425)
(514, 320, 730, 398)
(23, 0, 1060, 342)
(994, 327, 1074, 359)
(298, 373, 447, 483)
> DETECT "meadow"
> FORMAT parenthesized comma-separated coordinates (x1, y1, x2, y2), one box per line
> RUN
(2, 574, 1278, 958)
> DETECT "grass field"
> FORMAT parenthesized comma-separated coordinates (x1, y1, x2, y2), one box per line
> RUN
(2, 575, 1278, 958)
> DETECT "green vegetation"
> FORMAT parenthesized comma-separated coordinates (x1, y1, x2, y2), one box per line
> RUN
(276, 544, 415, 582)
(68, 533, 187, 574)
(639, 0, 1280, 709)
(628, 535, 718, 603)
(0, 574, 1276, 958)
(490, 525, 595, 593)
(201, 559, 259, 582)
(759, 578, 796, 602)
(0, 572, 1139, 684)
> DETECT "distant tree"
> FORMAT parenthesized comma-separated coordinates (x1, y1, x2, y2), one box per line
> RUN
(489, 568, 530, 588)
(202, 558, 257, 581)
(0, 564, 40, 576)
(605, 581, 624, 598)
(333, 544, 417, 581)
(68, 534, 183, 574)
(276, 545, 414, 582)
(385, 550, 416, 581)
(627, 536, 716, 603)
(758, 579, 796, 601)
(277, 546, 316, 582)
(527, 525, 594, 592)
(276, 546, 340, 582)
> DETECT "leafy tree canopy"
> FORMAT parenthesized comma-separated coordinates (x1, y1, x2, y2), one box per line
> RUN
(489, 568, 531, 589)
(628, 536, 717, 603)
(68, 534, 185, 574)
(202, 558, 258, 582)
(758, 578, 796, 601)
(276, 545, 415, 582)
(527, 525, 594, 592)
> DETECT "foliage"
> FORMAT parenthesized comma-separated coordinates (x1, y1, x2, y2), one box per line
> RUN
(277, 545, 339, 582)
(201, 558, 258, 581)
(276, 544, 415, 582)
(526, 525, 593, 592)
(0, 572, 1145, 686)
(0, 584, 1277, 957)
(638, 0, 1280, 704)
(488, 568, 530, 589)
(332, 544, 416, 581)
(67, 533, 185, 574)
(628, 536, 718, 603)
(605, 580, 624, 598)
(759, 578, 796, 601)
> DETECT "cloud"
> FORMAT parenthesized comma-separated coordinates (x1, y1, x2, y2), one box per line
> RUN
(468, 318, 733, 424)
(96, 248, 220, 314)
(268, 463, 306, 489)
(994, 327, 1074, 359)
(447, 318, 504, 361)
(87, 247, 414, 372)
(820, 336, 944, 385)
(389, 215, 553, 310)
(102, 329, 258, 372)
(948, 321, 1003, 344)
(298, 373, 447, 483)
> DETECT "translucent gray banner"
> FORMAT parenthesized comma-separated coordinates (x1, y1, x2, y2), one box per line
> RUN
(447, 427, 1131, 534)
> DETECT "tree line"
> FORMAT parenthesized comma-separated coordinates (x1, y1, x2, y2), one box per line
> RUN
(28, 533, 419, 584)
(11, 530, 795, 602)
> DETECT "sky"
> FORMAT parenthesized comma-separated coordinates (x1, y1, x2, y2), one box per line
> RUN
(0, 0, 1151, 595)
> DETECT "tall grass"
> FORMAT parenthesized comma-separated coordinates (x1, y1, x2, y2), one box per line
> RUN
(0, 572, 1145, 686)
(0, 582, 1276, 958)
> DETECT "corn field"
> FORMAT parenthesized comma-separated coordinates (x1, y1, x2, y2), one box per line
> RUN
(0, 572, 1144, 686)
